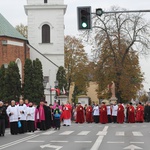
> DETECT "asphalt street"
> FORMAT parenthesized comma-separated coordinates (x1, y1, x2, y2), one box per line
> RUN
(0, 122, 150, 150)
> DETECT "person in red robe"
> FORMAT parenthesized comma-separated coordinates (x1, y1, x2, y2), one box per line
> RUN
(76, 102, 84, 123)
(100, 102, 108, 124)
(62, 102, 72, 126)
(117, 102, 125, 123)
(86, 104, 93, 123)
(135, 102, 144, 123)
(128, 102, 135, 123)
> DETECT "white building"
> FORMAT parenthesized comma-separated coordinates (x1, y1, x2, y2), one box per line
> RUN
(24, 0, 67, 104)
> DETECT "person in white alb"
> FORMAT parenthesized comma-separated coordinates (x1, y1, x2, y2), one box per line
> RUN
(93, 104, 100, 123)
(26, 102, 35, 132)
(6, 100, 19, 135)
(17, 99, 27, 133)
(111, 102, 118, 123)
(107, 104, 112, 123)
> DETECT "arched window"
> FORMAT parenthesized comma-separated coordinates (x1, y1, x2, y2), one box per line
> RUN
(42, 24, 50, 43)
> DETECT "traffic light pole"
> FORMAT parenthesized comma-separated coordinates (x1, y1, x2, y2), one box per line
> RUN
(95, 9, 150, 16)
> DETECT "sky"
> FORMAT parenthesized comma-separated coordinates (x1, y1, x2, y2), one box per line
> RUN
(0, 0, 150, 92)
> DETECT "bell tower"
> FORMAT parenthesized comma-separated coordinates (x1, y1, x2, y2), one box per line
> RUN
(24, 0, 67, 104)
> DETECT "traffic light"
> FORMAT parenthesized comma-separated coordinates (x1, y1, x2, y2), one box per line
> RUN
(96, 8, 103, 16)
(77, 6, 91, 30)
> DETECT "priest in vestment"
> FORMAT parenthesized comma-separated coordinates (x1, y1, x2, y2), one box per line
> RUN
(128, 102, 135, 123)
(117, 102, 124, 123)
(100, 102, 108, 124)
(76, 102, 84, 123)
(135, 102, 144, 123)
(86, 104, 93, 123)
(62, 102, 72, 126)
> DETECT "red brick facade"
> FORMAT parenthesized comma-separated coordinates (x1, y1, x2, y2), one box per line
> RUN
(0, 36, 30, 80)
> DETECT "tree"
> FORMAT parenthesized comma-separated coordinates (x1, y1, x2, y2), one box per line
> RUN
(32, 58, 44, 103)
(23, 58, 33, 100)
(56, 66, 67, 94)
(65, 35, 89, 95)
(4, 62, 21, 101)
(15, 23, 28, 38)
(90, 6, 150, 102)
(0, 65, 6, 101)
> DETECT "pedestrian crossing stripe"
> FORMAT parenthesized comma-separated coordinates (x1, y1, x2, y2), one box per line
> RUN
(77, 131, 90, 135)
(116, 132, 125, 136)
(59, 131, 74, 135)
(4, 130, 144, 137)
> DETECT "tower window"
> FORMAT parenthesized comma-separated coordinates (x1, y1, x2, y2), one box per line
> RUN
(42, 24, 50, 43)
(44, 0, 47, 3)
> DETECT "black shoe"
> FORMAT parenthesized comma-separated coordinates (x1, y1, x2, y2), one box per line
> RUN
(63, 124, 66, 126)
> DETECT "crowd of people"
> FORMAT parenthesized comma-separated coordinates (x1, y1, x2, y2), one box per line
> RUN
(0, 99, 150, 137)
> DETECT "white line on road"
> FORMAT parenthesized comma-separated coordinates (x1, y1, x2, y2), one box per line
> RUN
(59, 131, 74, 135)
(107, 141, 124, 144)
(116, 132, 125, 136)
(41, 131, 57, 135)
(132, 132, 143, 136)
(75, 141, 92, 143)
(50, 141, 68, 143)
(90, 126, 109, 150)
(90, 136, 104, 150)
(130, 142, 144, 144)
(27, 140, 44, 143)
(77, 131, 90, 135)
(0, 134, 39, 150)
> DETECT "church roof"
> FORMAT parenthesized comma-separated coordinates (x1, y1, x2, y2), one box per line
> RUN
(0, 13, 27, 41)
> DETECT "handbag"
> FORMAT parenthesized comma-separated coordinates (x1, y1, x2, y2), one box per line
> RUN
(18, 121, 22, 128)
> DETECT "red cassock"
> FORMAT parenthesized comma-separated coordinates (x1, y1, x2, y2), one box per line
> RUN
(62, 104, 72, 120)
(128, 105, 135, 123)
(76, 105, 85, 123)
(86, 106, 93, 123)
(135, 105, 144, 122)
(100, 105, 108, 124)
(117, 105, 124, 123)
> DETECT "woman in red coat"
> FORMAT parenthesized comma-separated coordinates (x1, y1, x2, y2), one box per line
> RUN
(135, 102, 144, 123)
(100, 102, 108, 124)
(117, 103, 125, 123)
(86, 105, 93, 123)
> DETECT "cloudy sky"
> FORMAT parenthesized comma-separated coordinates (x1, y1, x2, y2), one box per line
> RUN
(0, 0, 150, 91)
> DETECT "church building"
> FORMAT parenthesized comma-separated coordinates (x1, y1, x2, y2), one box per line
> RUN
(24, 0, 67, 104)
(0, 13, 30, 81)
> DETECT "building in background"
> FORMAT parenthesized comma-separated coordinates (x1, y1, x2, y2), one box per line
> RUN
(24, 0, 67, 104)
(0, 13, 29, 81)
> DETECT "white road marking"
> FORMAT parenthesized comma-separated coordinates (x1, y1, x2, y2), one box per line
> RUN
(90, 126, 108, 150)
(123, 144, 142, 149)
(50, 141, 68, 143)
(59, 131, 74, 135)
(75, 141, 92, 143)
(132, 132, 143, 136)
(41, 131, 57, 135)
(96, 131, 107, 135)
(0, 135, 39, 150)
(40, 144, 62, 149)
(116, 132, 125, 136)
(107, 141, 124, 144)
(77, 131, 90, 135)
(130, 142, 144, 144)
(90, 136, 104, 150)
(27, 140, 44, 143)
